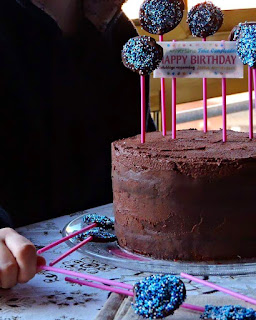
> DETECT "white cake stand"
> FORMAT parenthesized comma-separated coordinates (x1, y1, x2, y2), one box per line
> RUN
(63, 212, 256, 276)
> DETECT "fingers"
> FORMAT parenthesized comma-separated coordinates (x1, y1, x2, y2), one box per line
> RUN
(4, 229, 37, 284)
(0, 240, 18, 288)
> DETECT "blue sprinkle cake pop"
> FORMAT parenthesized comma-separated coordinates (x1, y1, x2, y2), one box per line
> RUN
(229, 22, 256, 41)
(236, 25, 256, 68)
(139, 0, 185, 35)
(76, 227, 117, 243)
(83, 214, 114, 230)
(201, 305, 256, 320)
(122, 36, 163, 76)
(187, 1, 223, 38)
(133, 274, 186, 319)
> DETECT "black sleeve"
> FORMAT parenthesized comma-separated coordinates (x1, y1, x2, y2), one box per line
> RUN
(0, 207, 13, 229)
(104, 12, 156, 133)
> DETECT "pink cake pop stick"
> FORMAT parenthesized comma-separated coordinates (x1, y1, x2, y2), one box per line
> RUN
(172, 40, 177, 139)
(49, 236, 93, 266)
(159, 34, 167, 136)
(65, 277, 134, 296)
(202, 37, 207, 133)
(37, 223, 97, 254)
(141, 75, 146, 143)
(181, 272, 256, 305)
(222, 78, 227, 142)
(65, 276, 204, 313)
(221, 41, 227, 142)
(249, 66, 253, 139)
(253, 68, 256, 109)
(38, 265, 133, 290)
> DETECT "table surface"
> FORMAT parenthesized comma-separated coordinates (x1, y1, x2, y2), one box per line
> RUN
(1, 203, 256, 320)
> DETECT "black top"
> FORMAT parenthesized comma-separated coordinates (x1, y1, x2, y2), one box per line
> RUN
(0, 0, 155, 228)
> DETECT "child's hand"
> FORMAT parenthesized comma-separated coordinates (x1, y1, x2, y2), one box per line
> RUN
(0, 228, 45, 288)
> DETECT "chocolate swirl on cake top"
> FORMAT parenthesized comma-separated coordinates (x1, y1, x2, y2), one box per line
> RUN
(122, 36, 163, 75)
(187, 1, 223, 38)
(139, 0, 185, 35)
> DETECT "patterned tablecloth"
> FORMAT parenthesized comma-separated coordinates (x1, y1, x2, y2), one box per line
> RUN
(0, 203, 256, 320)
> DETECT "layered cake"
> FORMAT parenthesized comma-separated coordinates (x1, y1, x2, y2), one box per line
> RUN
(112, 130, 256, 261)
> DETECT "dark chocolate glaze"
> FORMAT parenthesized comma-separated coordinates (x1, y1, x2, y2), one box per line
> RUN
(112, 130, 256, 261)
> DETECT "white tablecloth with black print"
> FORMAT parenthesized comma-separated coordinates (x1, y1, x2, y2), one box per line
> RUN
(0, 203, 255, 320)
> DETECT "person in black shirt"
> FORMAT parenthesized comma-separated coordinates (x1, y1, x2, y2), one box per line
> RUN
(0, 0, 155, 288)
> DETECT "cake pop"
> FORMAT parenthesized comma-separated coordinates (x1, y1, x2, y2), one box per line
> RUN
(236, 25, 256, 68)
(133, 274, 186, 319)
(122, 36, 163, 76)
(76, 227, 117, 243)
(201, 305, 256, 320)
(187, 1, 223, 38)
(229, 22, 256, 41)
(83, 213, 114, 230)
(139, 0, 185, 35)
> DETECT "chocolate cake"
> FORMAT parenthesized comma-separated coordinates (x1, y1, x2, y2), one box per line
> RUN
(112, 130, 256, 261)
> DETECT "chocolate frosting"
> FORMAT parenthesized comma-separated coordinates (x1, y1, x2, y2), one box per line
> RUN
(112, 130, 256, 261)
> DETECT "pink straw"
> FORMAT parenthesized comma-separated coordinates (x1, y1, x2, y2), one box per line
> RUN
(159, 34, 166, 136)
(66, 275, 204, 313)
(249, 66, 253, 139)
(65, 277, 134, 296)
(141, 75, 146, 143)
(38, 265, 133, 290)
(49, 236, 93, 266)
(222, 78, 227, 142)
(221, 41, 227, 142)
(253, 68, 256, 110)
(37, 223, 97, 254)
(202, 37, 207, 133)
(172, 40, 176, 139)
(181, 272, 256, 306)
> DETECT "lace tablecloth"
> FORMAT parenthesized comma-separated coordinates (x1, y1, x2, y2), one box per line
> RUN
(1, 203, 256, 320)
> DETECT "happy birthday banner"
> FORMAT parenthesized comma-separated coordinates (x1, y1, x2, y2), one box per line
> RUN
(154, 41, 244, 79)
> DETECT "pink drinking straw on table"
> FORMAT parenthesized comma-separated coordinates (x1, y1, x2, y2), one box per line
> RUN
(221, 41, 227, 142)
(249, 66, 253, 139)
(202, 37, 207, 133)
(181, 272, 256, 306)
(49, 235, 93, 266)
(65, 276, 205, 313)
(159, 34, 167, 136)
(37, 222, 97, 254)
(172, 40, 176, 139)
(141, 75, 146, 143)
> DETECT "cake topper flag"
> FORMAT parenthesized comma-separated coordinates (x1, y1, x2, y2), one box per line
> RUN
(139, 0, 185, 138)
(121, 36, 163, 143)
(187, 1, 224, 134)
